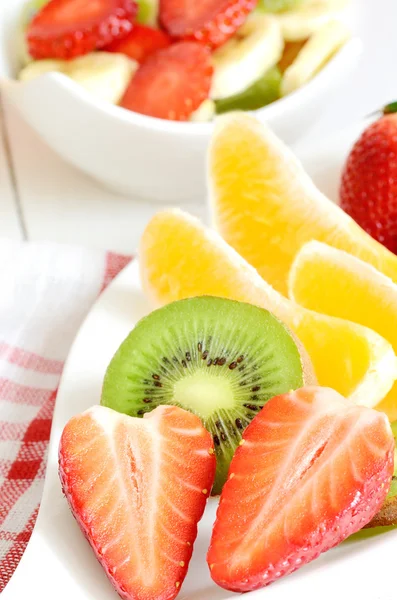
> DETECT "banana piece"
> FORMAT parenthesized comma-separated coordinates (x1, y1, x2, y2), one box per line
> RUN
(67, 53, 137, 105)
(189, 99, 216, 122)
(19, 59, 65, 81)
(281, 19, 350, 95)
(211, 14, 284, 100)
(19, 53, 138, 105)
(276, 0, 350, 42)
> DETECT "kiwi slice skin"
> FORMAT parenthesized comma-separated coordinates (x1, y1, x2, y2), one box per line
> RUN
(215, 67, 281, 115)
(101, 296, 306, 495)
(257, 0, 303, 13)
(367, 421, 397, 528)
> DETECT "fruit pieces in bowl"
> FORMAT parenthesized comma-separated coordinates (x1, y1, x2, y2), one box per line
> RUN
(17, 0, 352, 122)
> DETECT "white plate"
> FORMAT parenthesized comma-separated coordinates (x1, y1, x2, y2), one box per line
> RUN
(3, 124, 397, 600)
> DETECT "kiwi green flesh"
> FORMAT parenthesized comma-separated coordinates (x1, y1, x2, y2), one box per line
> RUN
(367, 420, 397, 528)
(215, 67, 281, 115)
(256, 0, 303, 13)
(101, 296, 305, 495)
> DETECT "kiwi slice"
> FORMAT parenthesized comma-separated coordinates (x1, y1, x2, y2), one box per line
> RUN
(137, 0, 159, 26)
(101, 296, 307, 494)
(256, 0, 303, 13)
(367, 421, 397, 528)
(215, 67, 281, 115)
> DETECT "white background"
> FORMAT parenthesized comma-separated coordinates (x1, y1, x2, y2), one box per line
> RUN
(0, 0, 395, 254)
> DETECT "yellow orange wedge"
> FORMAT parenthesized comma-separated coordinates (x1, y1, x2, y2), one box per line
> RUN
(289, 241, 397, 420)
(139, 209, 397, 409)
(209, 112, 397, 296)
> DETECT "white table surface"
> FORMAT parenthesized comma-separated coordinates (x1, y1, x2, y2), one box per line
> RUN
(0, 0, 396, 254)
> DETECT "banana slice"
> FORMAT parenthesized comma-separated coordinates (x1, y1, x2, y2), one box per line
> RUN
(276, 0, 350, 42)
(281, 19, 350, 95)
(67, 53, 137, 105)
(190, 99, 216, 122)
(211, 14, 284, 100)
(19, 59, 65, 81)
(19, 52, 137, 105)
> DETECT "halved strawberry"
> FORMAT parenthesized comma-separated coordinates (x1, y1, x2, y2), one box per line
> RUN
(27, 0, 138, 60)
(207, 387, 394, 593)
(59, 405, 215, 600)
(120, 41, 213, 121)
(159, 0, 258, 49)
(105, 24, 171, 63)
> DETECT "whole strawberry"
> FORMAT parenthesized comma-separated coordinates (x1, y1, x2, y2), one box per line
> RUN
(340, 102, 397, 254)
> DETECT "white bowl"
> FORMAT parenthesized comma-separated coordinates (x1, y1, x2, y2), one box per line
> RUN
(0, 0, 362, 202)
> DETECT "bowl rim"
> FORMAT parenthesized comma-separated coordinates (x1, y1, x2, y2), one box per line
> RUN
(4, 36, 362, 136)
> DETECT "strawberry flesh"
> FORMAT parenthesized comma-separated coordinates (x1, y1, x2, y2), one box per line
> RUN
(105, 24, 172, 63)
(340, 114, 397, 254)
(120, 41, 213, 121)
(160, 0, 258, 49)
(207, 387, 394, 593)
(59, 405, 215, 600)
(27, 0, 138, 60)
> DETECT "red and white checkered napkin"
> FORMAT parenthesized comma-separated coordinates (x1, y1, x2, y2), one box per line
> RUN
(0, 239, 131, 592)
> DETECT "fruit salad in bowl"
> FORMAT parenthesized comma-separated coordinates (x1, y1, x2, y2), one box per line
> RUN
(0, 0, 361, 201)
(17, 0, 353, 121)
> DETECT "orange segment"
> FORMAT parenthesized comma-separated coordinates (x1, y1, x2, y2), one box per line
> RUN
(209, 112, 397, 296)
(289, 240, 397, 420)
(139, 209, 397, 409)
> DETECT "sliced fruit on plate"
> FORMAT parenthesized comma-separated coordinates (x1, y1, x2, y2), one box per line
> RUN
(59, 404, 215, 600)
(105, 24, 171, 62)
(120, 42, 213, 120)
(289, 241, 397, 421)
(102, 296, 311, 494)
(137, 0, 159, 25)
(139, 209, 397, 411)
(368, 421, 397, 527)
(340, 105, 397, 254)
(27, 0, 138, 60)
(207, 387, 394, 592)
(209, 112, 397, 296)
(19, 52, 138, 105)
(275, 0, 349, 42)
(159, 0, 258, 49)
(215, 66, 281, 114)
(281, 19, 349, 95)
(211, 13, 283, 100)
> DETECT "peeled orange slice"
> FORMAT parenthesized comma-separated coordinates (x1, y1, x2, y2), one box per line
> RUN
(139, 210, 397, 409)
(209, 113, 397, 296)
(289, 241, 397, 420)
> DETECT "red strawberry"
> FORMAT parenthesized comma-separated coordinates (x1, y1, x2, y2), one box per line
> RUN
(27, 0, 138, 60)
(105, 24, 171, 63)
(340, 103, 397, 254)
(207, 387, 394, 593)
(160, 0, 257, 49)
(59, 405, 215, 600)
(120, 42, 213, 121)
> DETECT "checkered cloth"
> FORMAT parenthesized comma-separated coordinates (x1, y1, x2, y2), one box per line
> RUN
(0, 240, 131, 592)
